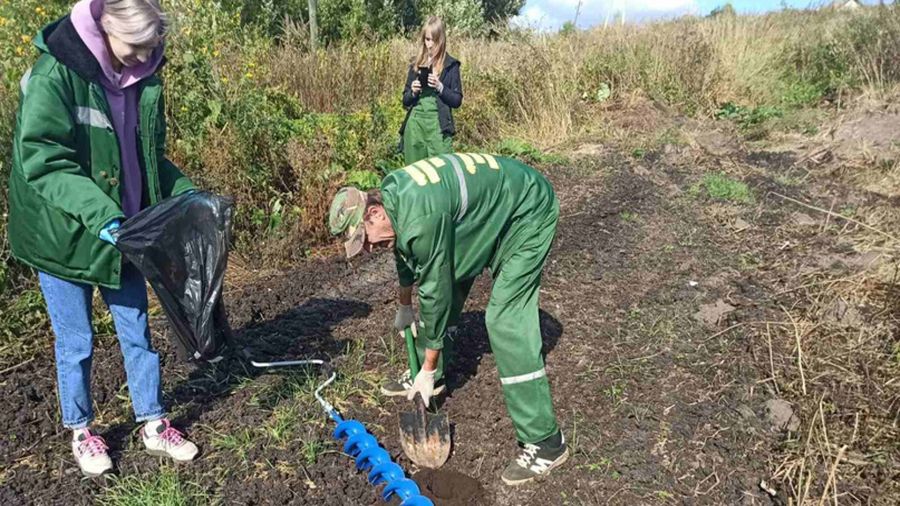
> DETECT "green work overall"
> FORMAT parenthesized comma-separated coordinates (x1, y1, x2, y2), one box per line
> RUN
(402, 88, 452, 165)
(384, 154, 560, 444)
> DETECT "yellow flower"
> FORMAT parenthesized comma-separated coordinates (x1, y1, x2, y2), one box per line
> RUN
(21, 34, 31, 44)
(245, 72, 253, 79)
(221, 77, 228, 83)
(248, 62, 256, 68)
(180, 106, 188, 112)
(212, 50, 220, 57)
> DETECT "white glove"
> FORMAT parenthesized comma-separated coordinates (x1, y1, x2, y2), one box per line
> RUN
(394, 304, 416, 330)
(407, 367, 436, 406)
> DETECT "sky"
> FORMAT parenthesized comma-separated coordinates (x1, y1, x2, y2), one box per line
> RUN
(511, 0, 892, 31)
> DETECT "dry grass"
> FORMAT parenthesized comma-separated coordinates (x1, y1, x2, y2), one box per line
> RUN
(746, 158, 900, 503)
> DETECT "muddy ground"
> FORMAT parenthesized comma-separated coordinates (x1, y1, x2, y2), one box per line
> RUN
(2, 105, 899, 505)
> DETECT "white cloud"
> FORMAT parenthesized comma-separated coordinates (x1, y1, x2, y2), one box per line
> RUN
(511, 5, 566, 30)
(517, 0, 701, 29)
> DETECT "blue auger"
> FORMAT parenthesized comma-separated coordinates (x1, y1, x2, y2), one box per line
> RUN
(251, 359, 433, 506)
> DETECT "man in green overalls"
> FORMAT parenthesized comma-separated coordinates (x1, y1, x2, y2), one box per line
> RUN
(329, 153, 568, 485)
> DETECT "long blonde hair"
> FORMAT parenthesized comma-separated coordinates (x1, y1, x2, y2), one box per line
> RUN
(413, 17, 447, 76)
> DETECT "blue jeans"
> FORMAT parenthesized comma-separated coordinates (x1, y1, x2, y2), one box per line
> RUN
(39, 264, 165, 429)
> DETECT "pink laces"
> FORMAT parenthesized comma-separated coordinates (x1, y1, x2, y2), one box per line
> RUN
(154, 420, 186, 446)
(77, 433, 109, 457)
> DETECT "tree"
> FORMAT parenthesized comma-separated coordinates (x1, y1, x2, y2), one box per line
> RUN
(482, 0, 526, 23)
(708, 3, 736, 18)
(309, 0, 318, 49)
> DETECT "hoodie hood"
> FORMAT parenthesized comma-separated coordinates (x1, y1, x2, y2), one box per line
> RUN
(69, 0, 163, 89)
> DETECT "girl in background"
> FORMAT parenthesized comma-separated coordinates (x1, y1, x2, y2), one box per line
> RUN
(399, 17, 463, 165)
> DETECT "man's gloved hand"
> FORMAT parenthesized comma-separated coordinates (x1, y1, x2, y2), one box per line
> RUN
(407, 367, 436, 406)
(394, 304, 416, 330)
(99, 219, 122, 246)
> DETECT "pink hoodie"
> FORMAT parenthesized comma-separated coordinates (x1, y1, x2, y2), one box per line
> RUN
(71, 0, 164, 218)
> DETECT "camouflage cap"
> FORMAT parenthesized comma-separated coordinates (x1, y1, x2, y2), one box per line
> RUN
(329, 187, 368, 258)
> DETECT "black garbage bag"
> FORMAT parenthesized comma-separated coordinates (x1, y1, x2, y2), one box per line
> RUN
(114, 191, 234, 361)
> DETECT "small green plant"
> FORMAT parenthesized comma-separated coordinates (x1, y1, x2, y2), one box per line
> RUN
(97, 467, 209, 506)
(494, 138, 567, 165)
(266, 405, 298, 446)
(774, 172, 803, 187)
(302, 439, 328, 466)
(694, 173, 754, 203)
(345, 169, 382, 190)
(715, 102, 784, 129)
(605, 382, 626, 406)
(739, 252, 762, 270)
(656, 490, 675, 500)
(579, 457, 614, 473)
(619, 211, 638, 222)
(839, 205, 857, 218)
(210, 427, 255, 461)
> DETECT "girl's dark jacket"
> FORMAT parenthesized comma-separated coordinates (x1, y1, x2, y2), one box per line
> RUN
(399, 55, 463, 141)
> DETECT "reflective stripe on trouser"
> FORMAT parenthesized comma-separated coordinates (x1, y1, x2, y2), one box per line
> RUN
(487, 204, 560, 444)
(403, 93, 452, 165)
(414, 277, 474, 382)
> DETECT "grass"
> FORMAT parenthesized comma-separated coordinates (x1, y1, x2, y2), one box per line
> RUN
(619, 211, 639, 222)
(208, 337, 382, 474)
(97, 467, 212, 506)
(605, 382, 627, 408)
(0, 287, 48, 369)
(492, 138, 568, 165)
(693, 173, 754, 203)
(577, 457, 620, 478)
(210, 427, 255, 462)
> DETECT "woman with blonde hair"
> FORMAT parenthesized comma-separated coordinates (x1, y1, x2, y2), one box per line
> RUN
(398, 16, 463, 165)
(8, 0, 198, 477)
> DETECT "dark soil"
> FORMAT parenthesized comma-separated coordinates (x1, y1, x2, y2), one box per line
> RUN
(413, 469, 485, 505)
(3, 116, 898, 505)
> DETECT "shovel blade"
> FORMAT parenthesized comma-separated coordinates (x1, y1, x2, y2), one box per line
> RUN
(398, 395, 451, 468)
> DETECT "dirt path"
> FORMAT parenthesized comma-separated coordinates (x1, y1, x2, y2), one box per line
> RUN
(2, 114, 899, 505)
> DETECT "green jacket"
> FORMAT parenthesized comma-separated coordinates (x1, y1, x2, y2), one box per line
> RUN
(382, 153, 558, 350)
(7, 17, 194, 289)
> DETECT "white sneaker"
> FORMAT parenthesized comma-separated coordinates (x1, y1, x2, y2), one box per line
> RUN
(142, 419, 199, 462)
(72, 429, 113, 477)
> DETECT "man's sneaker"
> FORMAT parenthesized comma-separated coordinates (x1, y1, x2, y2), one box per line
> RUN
(380, 369, 446, 397)
(72, 429, 113, 477)
(501, 431, 569, 486)
(142, 419, 199, 462)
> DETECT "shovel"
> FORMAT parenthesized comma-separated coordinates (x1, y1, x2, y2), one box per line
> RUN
(398, 325, 451, 468)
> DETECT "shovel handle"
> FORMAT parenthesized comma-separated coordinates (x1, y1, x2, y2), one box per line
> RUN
(413, 392, 428, 414)
(403, 325, 420, 377)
